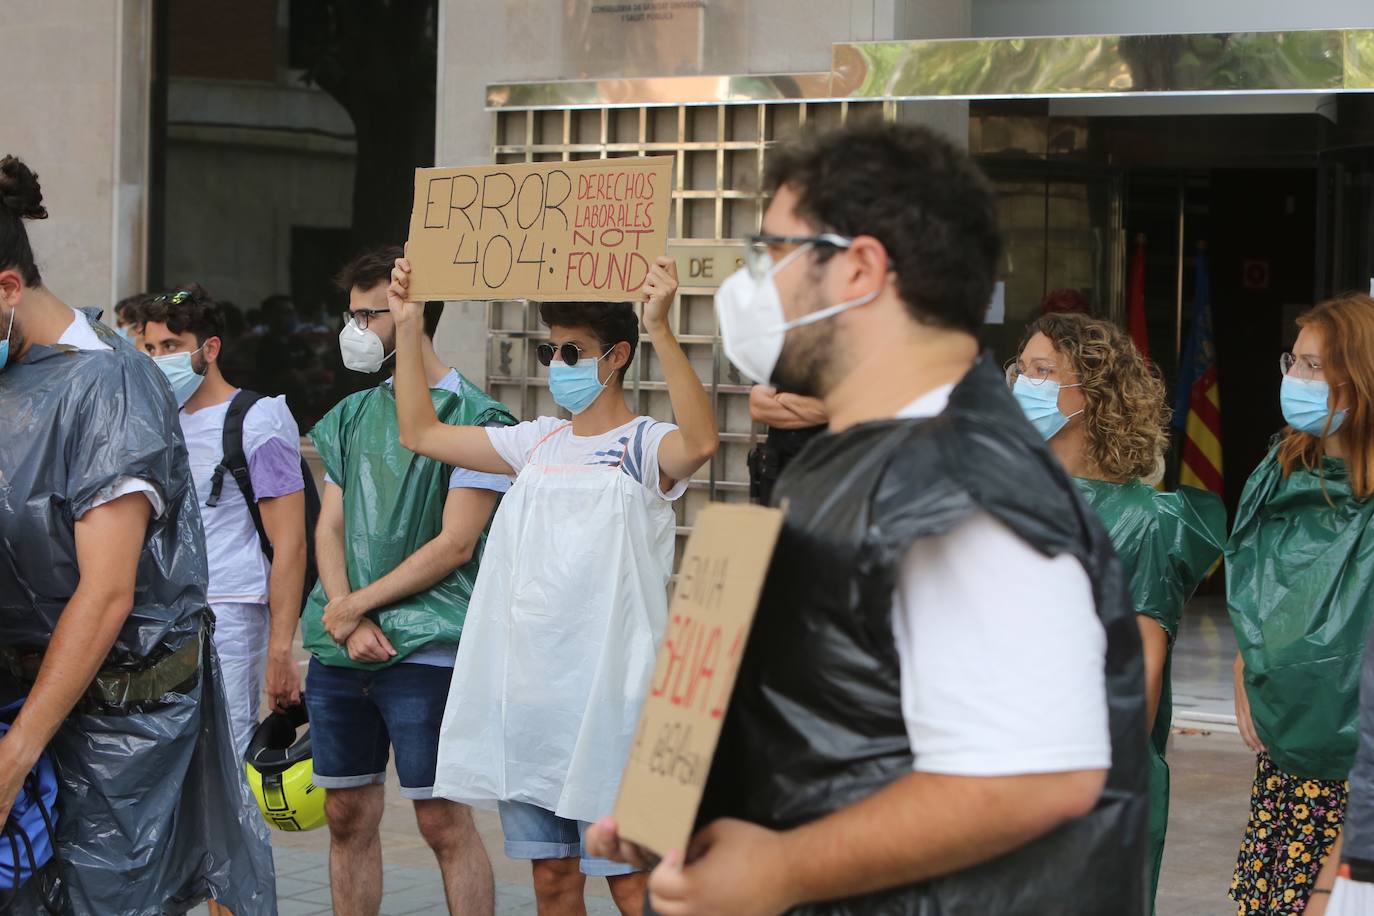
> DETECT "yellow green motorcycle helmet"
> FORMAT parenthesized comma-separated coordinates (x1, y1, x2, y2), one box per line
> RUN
(244, 703, 326, 831)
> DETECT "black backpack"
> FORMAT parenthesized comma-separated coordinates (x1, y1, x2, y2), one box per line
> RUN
(205, 390, 321, 611)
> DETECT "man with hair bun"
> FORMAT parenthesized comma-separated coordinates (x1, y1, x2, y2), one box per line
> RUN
(0, 155, 274, 913)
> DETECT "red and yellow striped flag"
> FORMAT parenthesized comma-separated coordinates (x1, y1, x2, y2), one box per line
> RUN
(1175, 245, 1222, 494)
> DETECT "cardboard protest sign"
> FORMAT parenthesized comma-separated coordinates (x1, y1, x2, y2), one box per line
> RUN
(405, 156, 674, 302)
(614, 503, 785, 856)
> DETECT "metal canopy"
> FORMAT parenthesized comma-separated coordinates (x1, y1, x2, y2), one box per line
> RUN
(487, 28, 1374, 110)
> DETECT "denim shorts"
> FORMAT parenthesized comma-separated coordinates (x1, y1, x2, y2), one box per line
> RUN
(305, 658, 452, 800)
(498, 800, 638, 877)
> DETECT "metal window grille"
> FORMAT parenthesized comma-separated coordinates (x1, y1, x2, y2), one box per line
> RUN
(488, 100, 893, 564)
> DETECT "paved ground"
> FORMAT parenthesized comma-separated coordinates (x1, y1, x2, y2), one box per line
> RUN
(268, 779, 619, 916)
(255, 590, 1257, 914)
(258, 726, 1257, 915)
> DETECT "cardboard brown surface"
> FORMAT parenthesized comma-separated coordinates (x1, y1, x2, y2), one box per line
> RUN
(405, 156, 674, 302)
(613, 503, 785, 856)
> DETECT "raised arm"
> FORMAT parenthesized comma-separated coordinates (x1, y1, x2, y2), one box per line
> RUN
(389, 255, 514, 475)
(640, 257, 718, 489)
(0, 492, 151, 823)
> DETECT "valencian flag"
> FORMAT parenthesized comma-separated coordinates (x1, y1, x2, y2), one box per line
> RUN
(1128, 233, 1150, 358)
(1174, 243, 1223, 494)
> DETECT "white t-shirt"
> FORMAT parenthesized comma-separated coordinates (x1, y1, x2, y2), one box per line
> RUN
(59, 309, 165, 519)
(892, 385, 1111, 776)
(487, 415, 689, 501)
(180, 394, 301, 604)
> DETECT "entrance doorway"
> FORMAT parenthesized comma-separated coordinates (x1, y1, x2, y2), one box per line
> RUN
(972, 95, 1374, 725)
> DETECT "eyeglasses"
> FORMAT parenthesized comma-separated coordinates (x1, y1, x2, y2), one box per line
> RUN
(743, 233, 854, 280)
(154, 290, 192, 305)
(536, 342, 610, 367)
(346, 308, 390, 331)
(1280, 352, 1331, 381)
(1004, 362, 1060, 388)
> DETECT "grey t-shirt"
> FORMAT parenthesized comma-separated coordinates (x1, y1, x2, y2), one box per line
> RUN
(1344, 622, 1374, 865)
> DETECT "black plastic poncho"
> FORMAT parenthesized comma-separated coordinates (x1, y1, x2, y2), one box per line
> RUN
(0, 314, 274, 914)
(698, 357, 1149, 915)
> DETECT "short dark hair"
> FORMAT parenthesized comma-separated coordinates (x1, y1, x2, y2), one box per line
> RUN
(139, 283, 224, 347)
(0, 156, 47, 287)
(337, 245, 444, 338)
(114, 292, 154, 326)
(538, 301, 639, 374)
(765, 123, 1001, 334)
(335, 246, 402, 294)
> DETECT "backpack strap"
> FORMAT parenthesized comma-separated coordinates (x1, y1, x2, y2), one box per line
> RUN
(206, 390, 274, 560)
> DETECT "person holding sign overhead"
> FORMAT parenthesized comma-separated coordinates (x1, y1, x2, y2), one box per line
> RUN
(587, 123, 1149, 914)
(390, 253, 717, 915)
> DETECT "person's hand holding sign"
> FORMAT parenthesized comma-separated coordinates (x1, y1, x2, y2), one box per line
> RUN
(586, 816, 798, 916)
(389, 251, 424, 328)
(640, 255, 679, 333)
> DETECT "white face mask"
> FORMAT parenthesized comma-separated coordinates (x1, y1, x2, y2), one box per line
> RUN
(339, 319, 393, 373)
(714, 244, 879, 385)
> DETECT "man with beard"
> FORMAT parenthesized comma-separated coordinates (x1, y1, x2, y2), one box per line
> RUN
(140, 284, 308, 759)
(588, 123, 1149, 915)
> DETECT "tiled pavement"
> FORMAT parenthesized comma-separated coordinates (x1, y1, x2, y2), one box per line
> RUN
(268, 802, 619, 915)
(258, 591, 1256, 914)
(265, 729, 1257, 916)
(271, 845, 611, 915)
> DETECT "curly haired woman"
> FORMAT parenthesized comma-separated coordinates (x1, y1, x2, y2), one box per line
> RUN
(1228, 293, 1374, 915)
(1011, 313, 1226, 912)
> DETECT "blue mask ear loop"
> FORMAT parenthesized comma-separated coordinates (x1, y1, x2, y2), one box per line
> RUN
(0, 306, 14, 372)
(1059, 383, 1084, 423)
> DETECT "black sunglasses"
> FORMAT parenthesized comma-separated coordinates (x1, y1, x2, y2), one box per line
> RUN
(536, 342, 608, 367)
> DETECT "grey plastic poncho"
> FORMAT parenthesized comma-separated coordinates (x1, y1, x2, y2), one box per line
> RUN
(0, 312, 275, 914)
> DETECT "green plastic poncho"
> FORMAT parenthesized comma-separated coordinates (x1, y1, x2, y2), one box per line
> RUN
(302, 376, 514, 669)
(1074, 478, 1225, 908)
(1228, 449, 1374, 780)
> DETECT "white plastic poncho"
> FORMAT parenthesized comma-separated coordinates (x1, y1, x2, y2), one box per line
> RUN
(433, 424, 676, 823)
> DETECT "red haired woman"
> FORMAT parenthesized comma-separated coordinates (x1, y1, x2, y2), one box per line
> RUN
(1229, 293, 1374, 914)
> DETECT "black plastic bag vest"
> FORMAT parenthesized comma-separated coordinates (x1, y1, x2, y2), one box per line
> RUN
(698, 358, 1149, 915)
(0, 314, 275, 914)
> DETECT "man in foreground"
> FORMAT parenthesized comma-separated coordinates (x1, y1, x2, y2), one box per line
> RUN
(588, 123, 1149, 914)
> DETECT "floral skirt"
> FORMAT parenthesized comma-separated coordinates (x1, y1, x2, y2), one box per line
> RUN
(1230, 753, 1348, 915)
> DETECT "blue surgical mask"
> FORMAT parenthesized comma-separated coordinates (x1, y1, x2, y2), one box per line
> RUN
(1012, 375, 1082, 440)
(1281, 375, 1346, 437)
(548, 351, 613, 415)
(114, 325, 134, 344)
(153, 347, 207, 407)
(0, 308, 11, 373)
